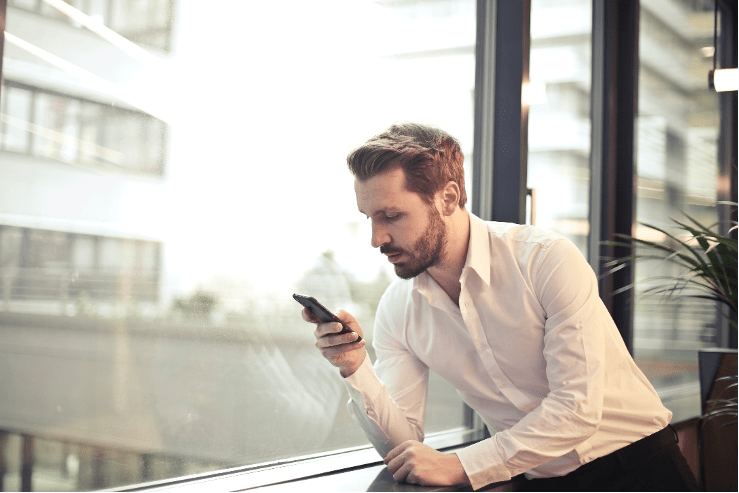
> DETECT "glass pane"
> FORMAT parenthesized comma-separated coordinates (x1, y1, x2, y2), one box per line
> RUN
(87, 0, 109, 24)
(11, 86, 164, 174)
(9, 0, 40, 11)
(20, 229, 69, 302)
(33, 92, 81, 163)
(79, 102, 103, 165)
(0, 0, 476, 490)
(0, 227, 23, 303)
(71, 235, 95, 270)
(1, 84, 33, 153)
(39, 1, 69, 20)
(103, 111, 142, 169)
(108, 0, 172, 49)
(635, 0, 720, 422)
(527, 0, 592, 255)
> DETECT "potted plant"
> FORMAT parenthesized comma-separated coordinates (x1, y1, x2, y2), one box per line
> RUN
(603, 203, 737, 490)
(604, 207, 736, 326)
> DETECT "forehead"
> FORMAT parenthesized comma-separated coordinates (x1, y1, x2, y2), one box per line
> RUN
(354, 167, 424, 215)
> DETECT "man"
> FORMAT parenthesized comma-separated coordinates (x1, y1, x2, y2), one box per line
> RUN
(301, 123, 698, 491)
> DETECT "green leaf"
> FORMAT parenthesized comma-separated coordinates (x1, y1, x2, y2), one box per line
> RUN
(600, 203, 738, 318)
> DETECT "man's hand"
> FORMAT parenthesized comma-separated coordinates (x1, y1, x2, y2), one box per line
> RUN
(384, 440, 470, 487)
(303, 308, 366, 377)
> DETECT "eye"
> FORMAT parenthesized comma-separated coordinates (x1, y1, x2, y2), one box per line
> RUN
(385, 213, 401, 222)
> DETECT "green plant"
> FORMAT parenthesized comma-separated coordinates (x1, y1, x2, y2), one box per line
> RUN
(603, 203, 737, 429)
(703, 375, 738, 425)
(603, 205, 737, 330)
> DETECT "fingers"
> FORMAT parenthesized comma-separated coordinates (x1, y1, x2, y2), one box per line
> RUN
(301, 307, 320, 324)
(317, 339, 365, 366)
(384, 442, 406, 465)
(392, 463, 415, 484)
(384, 441, 464, 486)
(302, 308, 362, 337)
(313, 320, 345, 338)
(311, 317, 364, 361)
(385, 443, 414, 483)
(315, 328, 362, 348)
(384, 441, 413, 472)
(334, 308, 358, 326)
(301, 306, 366, 376)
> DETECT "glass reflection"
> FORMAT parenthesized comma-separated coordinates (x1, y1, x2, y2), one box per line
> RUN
(633, 0, 722, 422)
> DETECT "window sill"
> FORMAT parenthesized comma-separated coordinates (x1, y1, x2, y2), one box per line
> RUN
(119, 427, 489, 492)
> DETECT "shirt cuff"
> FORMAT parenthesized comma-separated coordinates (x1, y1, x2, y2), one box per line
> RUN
(342, 353, 385, 405)
(455, 439, 511, 491)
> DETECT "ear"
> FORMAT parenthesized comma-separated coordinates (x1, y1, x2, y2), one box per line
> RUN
(439, 181, 461, 216)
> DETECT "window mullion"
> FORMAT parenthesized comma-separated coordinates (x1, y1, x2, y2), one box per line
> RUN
(588, 0, 639, 353)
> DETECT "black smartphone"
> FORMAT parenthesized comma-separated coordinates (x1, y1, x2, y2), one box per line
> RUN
(293, 293, 362, 342)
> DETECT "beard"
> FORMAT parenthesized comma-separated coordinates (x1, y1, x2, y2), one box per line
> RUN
(380, 205, 447, 280)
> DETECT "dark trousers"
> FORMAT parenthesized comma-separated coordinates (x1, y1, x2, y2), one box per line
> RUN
(518, 426, 700, 492)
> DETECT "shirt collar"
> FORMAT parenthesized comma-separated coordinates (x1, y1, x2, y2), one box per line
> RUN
(463, 212, 491, 286)
(413, 212, 491, 300)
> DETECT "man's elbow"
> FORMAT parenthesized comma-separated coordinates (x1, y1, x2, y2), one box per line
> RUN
(573, 402, 602, 439)
(550, 391, 603, 439)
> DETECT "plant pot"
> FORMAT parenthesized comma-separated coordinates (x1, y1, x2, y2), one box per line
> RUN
(698, 348, 737, 492)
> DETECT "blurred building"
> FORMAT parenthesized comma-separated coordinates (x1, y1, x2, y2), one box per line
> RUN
(526, 0, 721, 362)
(0, 0, 174, 318)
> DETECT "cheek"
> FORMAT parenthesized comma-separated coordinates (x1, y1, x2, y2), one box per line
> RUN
(395, 223, 423, 247)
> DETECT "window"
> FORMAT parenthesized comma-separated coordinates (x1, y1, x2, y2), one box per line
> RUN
(633, 0, 723, 422)
(0, 84, 33, 153)
(527, 0, 592, 254)
(0, 226, 161, 311)
(528, 0, 730, 425)
(5, 1, 730, 490)
(10, 0, 176, 52)
(0, 0, 477, 490)
(1, 81, 167, 176)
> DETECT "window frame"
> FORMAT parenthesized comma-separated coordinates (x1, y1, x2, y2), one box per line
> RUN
(0, 0, 736, 490)
(116, 428, 488, 492)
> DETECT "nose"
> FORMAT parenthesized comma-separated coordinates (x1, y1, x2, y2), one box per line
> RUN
(370, 219, 391, 249)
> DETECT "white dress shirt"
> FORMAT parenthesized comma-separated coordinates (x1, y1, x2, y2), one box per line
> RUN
(342, 213, 671, 490)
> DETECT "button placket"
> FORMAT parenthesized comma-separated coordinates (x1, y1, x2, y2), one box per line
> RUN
(460, 297, 533, 412)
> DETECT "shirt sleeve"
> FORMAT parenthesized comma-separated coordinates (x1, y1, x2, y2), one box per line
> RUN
(342, 291, 430, 459)
(456, 238, 607, 489)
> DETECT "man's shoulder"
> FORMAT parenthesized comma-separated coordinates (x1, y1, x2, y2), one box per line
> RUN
(484, 220, 562, 240)
(373, 278, 415, 333)
(477, 219, 568, 253)
(377, 276, 427, 316)
(477, 220, 591, 282)
(379, 277, 415, 303)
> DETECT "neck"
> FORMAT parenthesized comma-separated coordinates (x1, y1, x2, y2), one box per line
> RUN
(427, 208, 470, 305)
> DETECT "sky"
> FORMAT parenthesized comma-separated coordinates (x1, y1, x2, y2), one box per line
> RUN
(147, 0, 477, 297)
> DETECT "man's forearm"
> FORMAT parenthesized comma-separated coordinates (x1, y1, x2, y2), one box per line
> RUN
(342, 356, 425, 458)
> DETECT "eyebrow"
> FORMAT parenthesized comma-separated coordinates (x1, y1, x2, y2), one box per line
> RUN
(360, 207, 400, 218)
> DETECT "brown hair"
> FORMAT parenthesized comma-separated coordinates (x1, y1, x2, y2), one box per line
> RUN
(347, 123, 467, 208)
